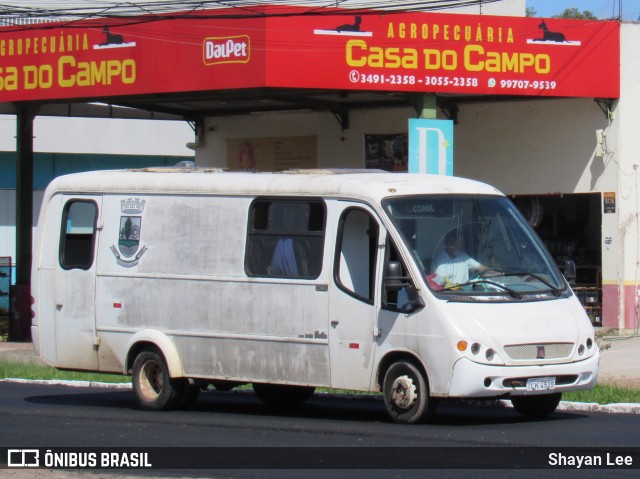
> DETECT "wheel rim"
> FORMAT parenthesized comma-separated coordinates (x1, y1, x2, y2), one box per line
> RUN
(390, 374, 418, 410)
(138, 359, 164, 401)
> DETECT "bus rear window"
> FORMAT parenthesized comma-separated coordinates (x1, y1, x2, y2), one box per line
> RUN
(59, 200, 98, 270)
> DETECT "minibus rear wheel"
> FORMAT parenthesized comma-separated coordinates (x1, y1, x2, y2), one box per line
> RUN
(132, 348, 186, 411)
(511, 393, 562, 419)
(383, 361, 435, 424)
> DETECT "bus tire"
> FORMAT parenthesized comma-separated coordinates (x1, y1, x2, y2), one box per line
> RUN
(132, 349, 186, 411)
(252, 383, 315, 406)
(383, 361, 435, 424)
(511, 393, 562, 419)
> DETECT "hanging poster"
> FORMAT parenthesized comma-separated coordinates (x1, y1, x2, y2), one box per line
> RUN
(603, 192, 616, 214)
(364, 133, 408, 171)
(226, 136, 317, 172)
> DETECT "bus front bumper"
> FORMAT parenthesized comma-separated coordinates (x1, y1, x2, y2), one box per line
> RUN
(447, 352, 599, 398)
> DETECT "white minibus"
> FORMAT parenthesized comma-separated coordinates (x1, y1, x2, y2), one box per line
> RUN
(31, 168, 599, 423)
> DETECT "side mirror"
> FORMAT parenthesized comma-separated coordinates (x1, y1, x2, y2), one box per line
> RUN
(384, 261, 425, 313)
(384, 261, 409, 292)
(563, 259, 576, 287)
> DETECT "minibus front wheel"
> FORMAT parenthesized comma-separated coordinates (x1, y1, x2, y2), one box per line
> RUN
(383, 361, 436, 424)
(132, 348, 186, 411)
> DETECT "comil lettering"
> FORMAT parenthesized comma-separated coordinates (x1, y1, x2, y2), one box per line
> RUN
(409, 204, 435, 213)
(204, 36, 250, 65)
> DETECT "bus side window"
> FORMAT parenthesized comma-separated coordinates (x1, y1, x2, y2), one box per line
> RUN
(245, 199, 325, 279)
(334, 208, 379, 303)
(59, 200, 98, 270)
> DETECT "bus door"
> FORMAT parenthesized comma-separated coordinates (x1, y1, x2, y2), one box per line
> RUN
(54, 196, 102, 370)
(329, 203, 383, 390)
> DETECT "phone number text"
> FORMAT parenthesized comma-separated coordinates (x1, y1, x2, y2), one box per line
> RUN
(349, 71, 479, 87)
(348, 71, 559, 91)
(499, 79, 557, 90)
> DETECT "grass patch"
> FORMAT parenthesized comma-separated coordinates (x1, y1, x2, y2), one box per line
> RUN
(0, 357, 130, 384)
(563, 384, 640, 405)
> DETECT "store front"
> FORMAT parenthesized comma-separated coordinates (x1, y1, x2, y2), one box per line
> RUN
(0, 5, 625, 334)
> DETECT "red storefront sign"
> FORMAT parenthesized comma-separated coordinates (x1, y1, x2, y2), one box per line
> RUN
(0, 7, 620, 102)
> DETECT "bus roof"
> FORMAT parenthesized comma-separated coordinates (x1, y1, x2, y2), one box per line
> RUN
(44, 168, 503, 202)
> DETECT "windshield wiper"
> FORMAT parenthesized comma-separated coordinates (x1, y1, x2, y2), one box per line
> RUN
(438, 279, 523, 299)
(486, 271, 562, 297)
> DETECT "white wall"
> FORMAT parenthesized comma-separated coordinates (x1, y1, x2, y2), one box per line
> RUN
(196, 97, 613, 197)
(197, 107, 417, 170)
(454, 98, 616, 195)
(619, 23, 640, 274)
(611, 23, 640, 329)
(0, 116, 194, 156)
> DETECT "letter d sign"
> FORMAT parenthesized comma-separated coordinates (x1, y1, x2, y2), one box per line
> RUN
(408, 119, 453, 175)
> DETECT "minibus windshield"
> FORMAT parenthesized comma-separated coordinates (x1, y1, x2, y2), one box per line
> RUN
(383, 195, 566, 299)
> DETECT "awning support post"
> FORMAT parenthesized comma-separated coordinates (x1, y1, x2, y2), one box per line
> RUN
(10, 103, 39, 341)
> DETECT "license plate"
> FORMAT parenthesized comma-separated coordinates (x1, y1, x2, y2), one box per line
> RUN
(526, 377, 556, 392)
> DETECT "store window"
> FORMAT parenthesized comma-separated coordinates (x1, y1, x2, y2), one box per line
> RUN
(513, 193, 602, 325)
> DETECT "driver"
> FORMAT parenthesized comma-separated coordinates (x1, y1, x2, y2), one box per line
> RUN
(432, 230, 492, 286)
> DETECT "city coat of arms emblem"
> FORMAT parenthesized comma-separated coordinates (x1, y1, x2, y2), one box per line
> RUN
(111, 197, 148, 267)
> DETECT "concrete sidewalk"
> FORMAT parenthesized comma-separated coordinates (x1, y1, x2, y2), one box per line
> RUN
(2, 334, 640, 388)
(596, 332, 640, 388)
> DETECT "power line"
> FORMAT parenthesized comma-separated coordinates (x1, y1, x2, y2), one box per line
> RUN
(0, 0, 505, 22)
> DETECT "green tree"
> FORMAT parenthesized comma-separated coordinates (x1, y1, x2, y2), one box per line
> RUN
(553, 8, 598, 19)
(526, 6, 537, 17)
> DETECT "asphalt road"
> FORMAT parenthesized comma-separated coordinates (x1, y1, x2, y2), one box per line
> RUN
(1, 381, 639, 478)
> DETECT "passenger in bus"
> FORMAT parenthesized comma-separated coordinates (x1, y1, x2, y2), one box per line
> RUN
(432, 230, 492, 286)
(269, 238, 299, 276)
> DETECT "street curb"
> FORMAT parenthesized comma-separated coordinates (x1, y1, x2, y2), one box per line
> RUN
(499, 399, 640, 415)
(1, 378, 132, 389)
(556, 400, 640, 414)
